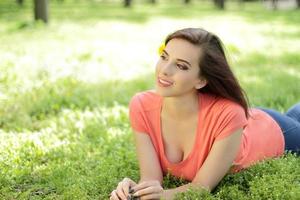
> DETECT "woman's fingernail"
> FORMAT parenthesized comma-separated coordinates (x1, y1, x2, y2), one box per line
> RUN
(132, 192, 138, 197)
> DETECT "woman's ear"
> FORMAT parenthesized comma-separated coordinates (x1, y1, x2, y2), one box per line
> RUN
(195, 78, 207, 90)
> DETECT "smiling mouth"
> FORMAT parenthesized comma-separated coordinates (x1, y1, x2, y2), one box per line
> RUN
(158, 78, 173, 87)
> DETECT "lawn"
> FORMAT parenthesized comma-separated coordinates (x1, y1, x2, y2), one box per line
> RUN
(0, 0, 300, 199)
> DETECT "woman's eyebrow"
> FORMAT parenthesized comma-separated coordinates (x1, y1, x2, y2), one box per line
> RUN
(177, 59, 191, 67)
(163, 50, 192, 67)
(162, 49, 169, 56)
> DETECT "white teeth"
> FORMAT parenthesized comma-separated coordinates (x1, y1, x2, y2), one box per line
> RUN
(159, 79, 172, 85)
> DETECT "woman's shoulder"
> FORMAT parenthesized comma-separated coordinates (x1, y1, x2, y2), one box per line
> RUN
(131, 89, 161, 102)
(201, 92, 241, 110)
(129, 89, 162, 112)
(200, 92, 245, 119)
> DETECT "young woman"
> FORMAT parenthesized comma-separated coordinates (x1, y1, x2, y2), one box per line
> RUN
(109, 28, 300, 200)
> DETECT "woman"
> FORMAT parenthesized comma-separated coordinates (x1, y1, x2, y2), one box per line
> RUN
(109, 28, 300, 200)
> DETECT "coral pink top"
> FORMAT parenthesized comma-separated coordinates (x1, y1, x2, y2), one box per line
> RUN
(129, 90, 285, 181)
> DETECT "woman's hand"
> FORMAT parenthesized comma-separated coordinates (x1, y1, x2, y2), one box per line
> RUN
(130, 180, 164, 200)
(110, 177, 137, 200)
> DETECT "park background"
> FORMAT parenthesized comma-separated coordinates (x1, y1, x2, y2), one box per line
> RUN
(0, 0, 300, 199)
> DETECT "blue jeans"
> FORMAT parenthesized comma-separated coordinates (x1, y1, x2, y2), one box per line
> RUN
(257, 103, 300, 155)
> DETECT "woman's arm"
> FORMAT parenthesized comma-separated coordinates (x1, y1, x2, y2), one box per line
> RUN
(133, 130, 163, 184)
(163, 128, 243, 199)
(111, 129, 163, 200)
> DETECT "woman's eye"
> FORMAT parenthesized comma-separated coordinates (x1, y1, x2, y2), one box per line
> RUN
(177, 64, 188, 70)
(160, 55, 167, 60)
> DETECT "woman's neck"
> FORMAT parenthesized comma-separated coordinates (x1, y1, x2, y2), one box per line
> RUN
(162, 91, 199, 121)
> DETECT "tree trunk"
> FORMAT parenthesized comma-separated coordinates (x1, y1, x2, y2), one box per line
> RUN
(34, 0, 49, 23)
(184, 0, 191, 4)
(124, 0, 132, 7)
(16, 0, 24, 6)
(271, 0, 278, 10)
(296, 0, 300, 8)
(214, 0, 225, 9)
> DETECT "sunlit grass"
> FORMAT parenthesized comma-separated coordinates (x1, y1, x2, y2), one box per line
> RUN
(0, 0, 300, 199)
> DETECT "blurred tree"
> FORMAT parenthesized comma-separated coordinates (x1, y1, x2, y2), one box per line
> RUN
(34, 0, 49, 23)
(16, 0, 24, 6)
(214, 0, 225, 9)
(271, 0, 278, 9)
(184, 0, 191, 4)
(297, 0, 300, 8)
(149, 0, 156, 4)
(124, 0, 132, 7)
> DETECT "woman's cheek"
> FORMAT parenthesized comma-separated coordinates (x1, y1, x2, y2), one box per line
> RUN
(155, 62, 162, 74)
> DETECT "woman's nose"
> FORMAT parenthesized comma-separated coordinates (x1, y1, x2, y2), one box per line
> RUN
(161, 62, 173, 76)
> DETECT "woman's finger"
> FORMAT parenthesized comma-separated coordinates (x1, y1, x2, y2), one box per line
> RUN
(110, 190, 120, 200)
(122, 178, 132, 196)
(116, 182, 127, 200)
(132, 180, 161, 194)
(129, 182, 137, 195)
(132, 186, 162, 197)
(131, 181, 151, 192)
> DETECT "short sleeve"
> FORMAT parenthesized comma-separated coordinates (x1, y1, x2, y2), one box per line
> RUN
(129, 94, 148, 134)
(214, 102, 248, 141)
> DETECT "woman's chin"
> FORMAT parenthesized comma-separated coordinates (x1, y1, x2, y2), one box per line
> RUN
(155, 86, 174, 97)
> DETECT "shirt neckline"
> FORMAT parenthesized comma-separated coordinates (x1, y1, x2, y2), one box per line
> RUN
(158, 93, 203, 167)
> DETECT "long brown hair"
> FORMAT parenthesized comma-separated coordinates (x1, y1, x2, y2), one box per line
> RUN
(165, 28, 250, 118)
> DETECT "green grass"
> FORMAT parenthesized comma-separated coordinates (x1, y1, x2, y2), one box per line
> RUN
(0, 0, 300, 199)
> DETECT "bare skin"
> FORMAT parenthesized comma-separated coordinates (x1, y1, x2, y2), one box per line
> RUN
(110, 39, 242, 200)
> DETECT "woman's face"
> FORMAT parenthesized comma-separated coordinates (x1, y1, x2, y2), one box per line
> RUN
(155, 38, 206, 97)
